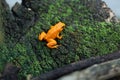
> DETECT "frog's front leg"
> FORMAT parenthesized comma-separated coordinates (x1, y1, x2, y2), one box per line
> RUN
(57, 33, 62, 39)
(39, 32, 46, 41)
(47, 39, 59, 48)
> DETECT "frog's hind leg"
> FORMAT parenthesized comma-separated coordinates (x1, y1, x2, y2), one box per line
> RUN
(47, 39, 59, 48)
(39, 32, 46, 41)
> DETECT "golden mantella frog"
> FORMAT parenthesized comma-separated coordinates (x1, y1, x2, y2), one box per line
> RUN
(38, 22, 66, 48)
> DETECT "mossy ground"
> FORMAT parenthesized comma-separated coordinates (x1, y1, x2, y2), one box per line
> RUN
(0, 0, 120, 78)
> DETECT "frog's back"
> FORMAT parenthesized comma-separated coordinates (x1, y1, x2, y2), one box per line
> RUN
(45, 22, 65, 40)
(45, 28, 59, 40)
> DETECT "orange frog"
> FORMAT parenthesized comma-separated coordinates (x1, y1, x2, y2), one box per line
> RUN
(38, 22, 66, 48)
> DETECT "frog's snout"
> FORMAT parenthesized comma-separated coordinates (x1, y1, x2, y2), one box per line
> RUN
(63, 23, 66, 27)
(59, 22, 66, 28)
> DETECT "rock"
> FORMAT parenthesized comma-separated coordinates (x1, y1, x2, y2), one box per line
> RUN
(87, 0, 119, 23)
(1, 0, 36, 44)
(12, 2, 34, 19)
(0, 63, 20, 80)
(0, 1, 5, 44)
(22, 0, 40, 12)
(12, 2, 35, 32)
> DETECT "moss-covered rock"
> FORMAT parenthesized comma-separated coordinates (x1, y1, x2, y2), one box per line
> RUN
(0, 0, 120, 78)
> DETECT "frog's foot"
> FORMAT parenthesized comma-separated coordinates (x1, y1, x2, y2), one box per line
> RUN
(57, 33, 63, 39)
(47, 39, 59, 48)
(57, 35, 63, 39)
(39, 32, 46, 41)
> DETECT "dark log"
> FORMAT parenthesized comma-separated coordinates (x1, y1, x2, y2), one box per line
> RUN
(58, 58, 120, 80)
(32, 50, 120, 80)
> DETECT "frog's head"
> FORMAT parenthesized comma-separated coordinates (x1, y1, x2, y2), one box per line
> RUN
(56, 22, 66, 28)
